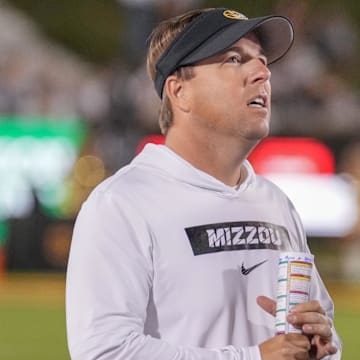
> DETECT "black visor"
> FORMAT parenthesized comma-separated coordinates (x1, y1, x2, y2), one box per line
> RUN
(154, 8, 294, 97)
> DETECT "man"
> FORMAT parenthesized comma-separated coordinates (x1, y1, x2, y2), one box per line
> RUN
(66, 7, 342, 360)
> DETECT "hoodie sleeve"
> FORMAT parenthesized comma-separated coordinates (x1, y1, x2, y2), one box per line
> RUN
(65, 190, 261, 360)
(289, 199, 343, 359)
(307, 244, 343, 360)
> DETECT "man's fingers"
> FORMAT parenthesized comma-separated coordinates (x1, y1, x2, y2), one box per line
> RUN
(256, 295, 276, 316)
(287, 310, 333, 341)
(259, 333, 311, 360)
(311, 335, 338, 357)
(290, 300, 326, 315)
(322, 341, 338, 355)
(287, 311, 329, 326)
(303, 323, 332, 340)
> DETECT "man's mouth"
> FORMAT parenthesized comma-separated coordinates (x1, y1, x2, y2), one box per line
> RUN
(247, 95, 267, 108)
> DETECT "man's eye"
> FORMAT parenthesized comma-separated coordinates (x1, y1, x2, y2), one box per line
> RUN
(227, 55, 242, 64)
(259, 56, 268, 66)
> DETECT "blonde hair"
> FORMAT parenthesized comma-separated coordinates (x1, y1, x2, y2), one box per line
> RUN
(147, 8, 213, 135)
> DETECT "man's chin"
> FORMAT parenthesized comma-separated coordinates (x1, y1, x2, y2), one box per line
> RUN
(245, 126, 270, 142)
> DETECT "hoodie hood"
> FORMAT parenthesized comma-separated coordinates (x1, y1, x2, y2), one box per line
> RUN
(132, 144, 256, 197)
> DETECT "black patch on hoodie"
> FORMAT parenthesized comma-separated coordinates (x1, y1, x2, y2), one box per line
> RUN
(185, 221, 288, 255)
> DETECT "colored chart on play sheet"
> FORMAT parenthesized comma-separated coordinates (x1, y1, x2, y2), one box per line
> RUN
(275, 252, 314, 335)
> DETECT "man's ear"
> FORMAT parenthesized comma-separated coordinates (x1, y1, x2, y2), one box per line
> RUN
(164, 75, 190, 113)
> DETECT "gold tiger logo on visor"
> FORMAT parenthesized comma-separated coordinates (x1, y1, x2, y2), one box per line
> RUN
(223, 10, 248, 20)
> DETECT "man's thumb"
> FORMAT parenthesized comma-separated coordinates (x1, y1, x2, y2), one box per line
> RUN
(256, 295, 276, 317)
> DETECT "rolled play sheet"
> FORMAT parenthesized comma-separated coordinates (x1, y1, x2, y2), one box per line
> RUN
(275, 252, 314, 335)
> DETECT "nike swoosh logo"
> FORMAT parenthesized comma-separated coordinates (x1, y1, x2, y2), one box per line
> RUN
(241, 260, 268, 275)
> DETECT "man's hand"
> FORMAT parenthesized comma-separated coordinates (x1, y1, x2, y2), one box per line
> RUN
(257, 296, 338, 359)
(286, 300, 337, 359)
(259, 333, 311, 360)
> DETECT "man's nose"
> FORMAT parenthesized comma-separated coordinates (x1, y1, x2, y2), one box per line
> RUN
(247, 59, 271, 84)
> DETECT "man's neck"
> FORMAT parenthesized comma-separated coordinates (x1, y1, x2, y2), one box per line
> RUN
(165, 127, 257, 186)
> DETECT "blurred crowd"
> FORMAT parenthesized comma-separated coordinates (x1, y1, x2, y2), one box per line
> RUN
(1, 0, 360, 278)
(1, 1, 359, 167)
(270, 1, 360, 138)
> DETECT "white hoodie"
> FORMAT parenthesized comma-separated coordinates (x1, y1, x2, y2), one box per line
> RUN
(66, 144, 342, 360)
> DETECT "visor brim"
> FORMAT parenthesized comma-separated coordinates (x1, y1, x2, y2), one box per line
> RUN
(180, 16, 294, 66)
(154, 9, 294, 97)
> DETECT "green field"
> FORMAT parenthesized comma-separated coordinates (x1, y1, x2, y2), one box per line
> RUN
(0, 273, 69, 360)
(0, 273, 358, 359)
(335, 311, 359, 360)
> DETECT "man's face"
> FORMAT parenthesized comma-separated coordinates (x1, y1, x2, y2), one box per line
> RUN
(183, 33, 272, 143)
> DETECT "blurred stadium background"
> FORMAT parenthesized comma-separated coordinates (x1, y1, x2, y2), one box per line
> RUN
(0, 0, 359, 358)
